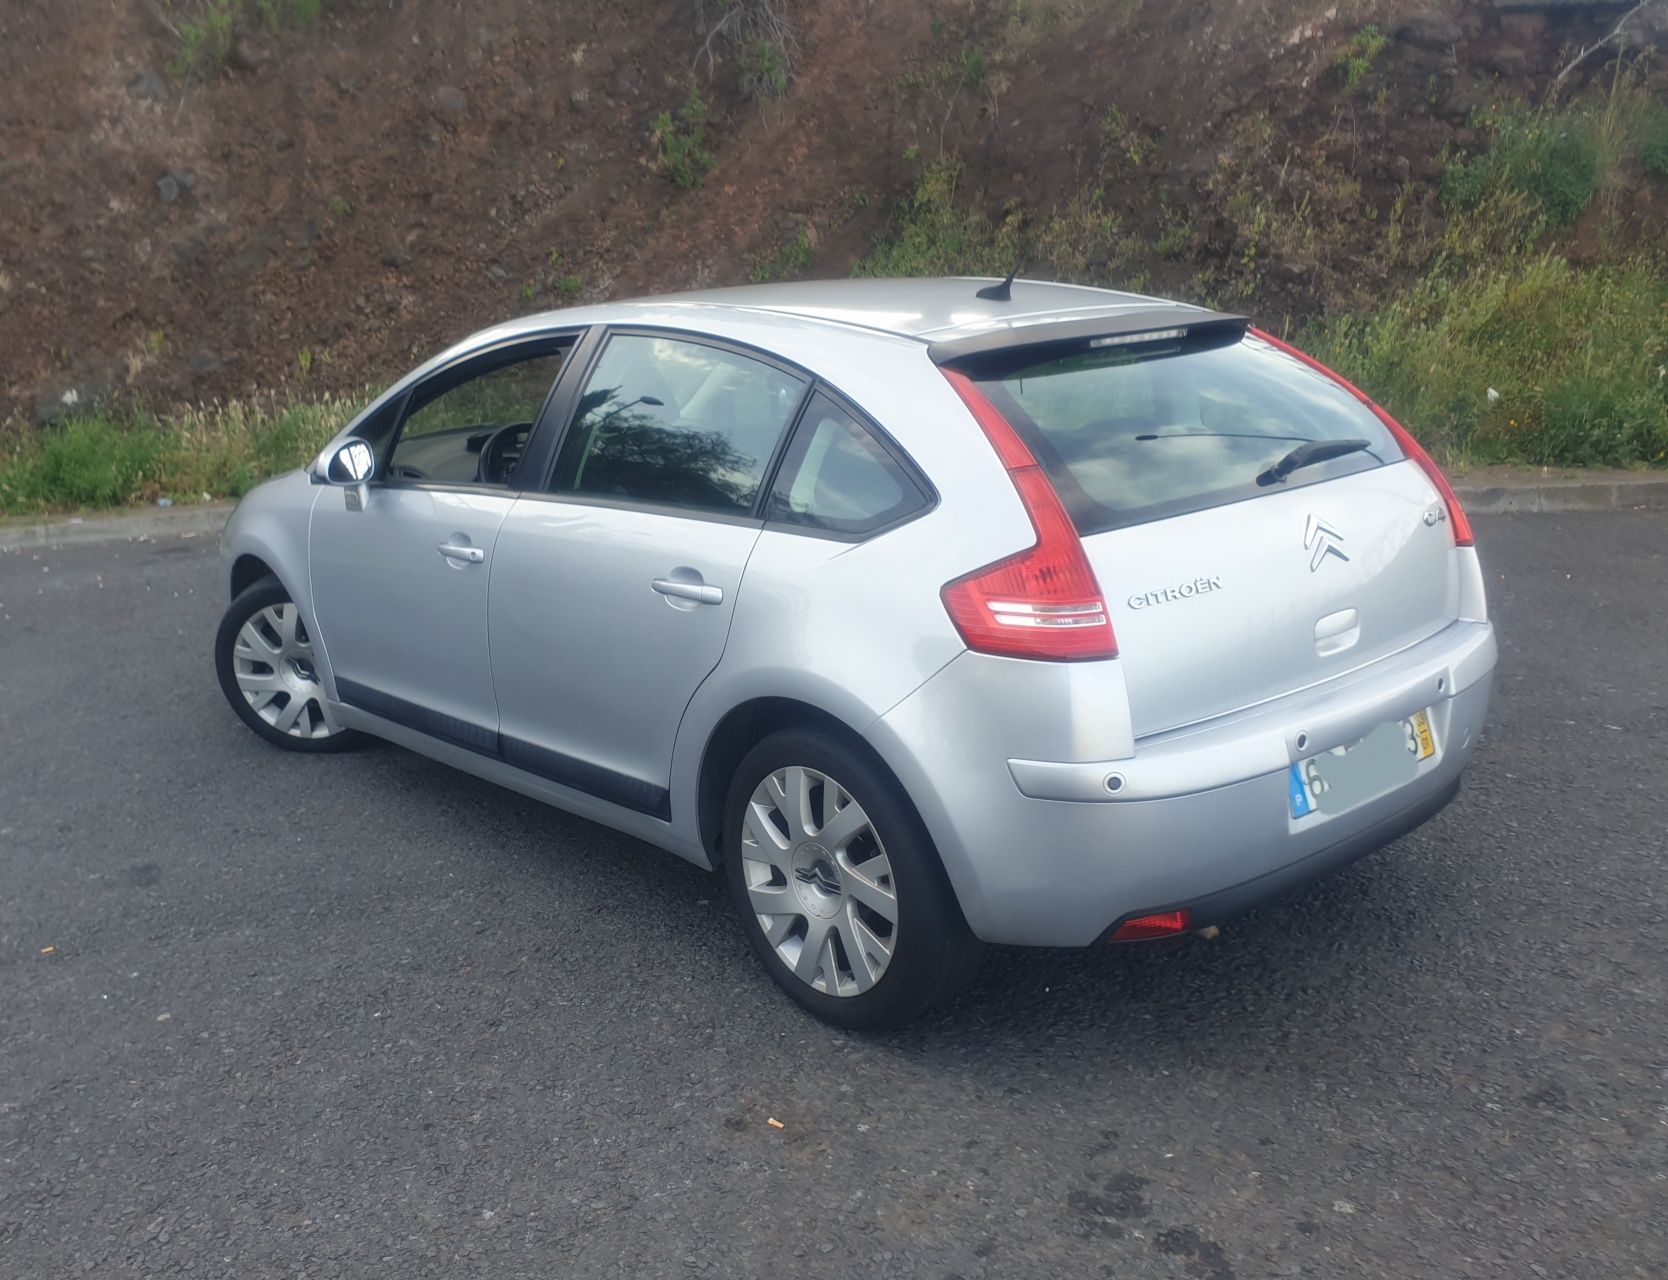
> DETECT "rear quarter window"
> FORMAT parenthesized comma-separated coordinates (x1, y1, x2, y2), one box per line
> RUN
(971, 334, 1403, 534)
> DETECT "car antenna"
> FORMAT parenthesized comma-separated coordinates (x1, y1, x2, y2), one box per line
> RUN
(975, 263, 1021, 303)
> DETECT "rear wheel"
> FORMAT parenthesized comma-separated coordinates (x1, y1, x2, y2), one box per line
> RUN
(214, 577, 364, 753)
(723, 728, 982, 1028)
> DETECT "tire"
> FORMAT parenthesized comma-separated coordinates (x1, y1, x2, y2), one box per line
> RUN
(722, 727, 983, 1029)
(214, 577, 365, 753)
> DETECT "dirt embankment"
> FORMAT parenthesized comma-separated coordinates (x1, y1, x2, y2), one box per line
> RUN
(0, 0, 1652, 421)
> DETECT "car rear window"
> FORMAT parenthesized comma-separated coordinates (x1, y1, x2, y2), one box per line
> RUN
(967, 333, 1404, 535)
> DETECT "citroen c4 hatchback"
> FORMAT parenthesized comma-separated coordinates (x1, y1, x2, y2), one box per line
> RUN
(215, 278, 1496, 1027)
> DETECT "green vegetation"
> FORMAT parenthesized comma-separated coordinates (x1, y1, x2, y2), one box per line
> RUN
(1310, 82, 1668, 468)
(651, 87, 717, 189)
(852, 158, 1131, 286)
(1, 393, 368, 516)
(1641, 103, 1668, 177)
(1305, 256, 1668, 467)
(748, 226, 813, 283)
(739, 35, 788, 101)
(166, 0, 325, 80)
(1337, 25, 1386, 92)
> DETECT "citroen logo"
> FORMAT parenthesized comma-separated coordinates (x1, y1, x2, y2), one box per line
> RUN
(1303, 514, 1348, 572)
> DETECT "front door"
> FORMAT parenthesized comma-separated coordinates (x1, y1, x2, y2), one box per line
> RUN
(309, 339, 573, 748)
(488, 331, 809, 817)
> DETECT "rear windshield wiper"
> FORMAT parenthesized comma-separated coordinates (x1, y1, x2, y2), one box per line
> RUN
(1256, 438, 1371, 487)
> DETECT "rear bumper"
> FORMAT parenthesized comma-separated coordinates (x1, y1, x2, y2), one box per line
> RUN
(870, 620, 1495, 947)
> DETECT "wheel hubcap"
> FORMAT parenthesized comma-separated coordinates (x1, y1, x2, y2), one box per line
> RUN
(742, 766, 898, 997)
(232, 603, 340, 740)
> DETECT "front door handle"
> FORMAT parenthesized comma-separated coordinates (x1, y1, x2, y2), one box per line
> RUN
(437, 542, 485, 564)
(652, 578, 723, 606)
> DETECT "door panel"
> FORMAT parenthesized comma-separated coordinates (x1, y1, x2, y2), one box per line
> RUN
(487, 499, 762, 813)
(310, 486, 515, 741)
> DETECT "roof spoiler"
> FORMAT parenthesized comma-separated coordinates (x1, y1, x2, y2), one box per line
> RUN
(926, 308, 1249, 367)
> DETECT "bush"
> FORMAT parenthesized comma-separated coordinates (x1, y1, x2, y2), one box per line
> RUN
(0, 393, 368, 516)
(1641, 105, 1668, 177)
(652, 88, 717, 189)
(1443, 106, 1598, 228)
(1303, 255, 1668, 468)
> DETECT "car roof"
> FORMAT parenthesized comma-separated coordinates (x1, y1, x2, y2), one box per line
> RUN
(623, 277, 1214, 344)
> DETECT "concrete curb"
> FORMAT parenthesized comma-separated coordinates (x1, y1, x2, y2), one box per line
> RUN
(0, 503, 232, 552)
(1452, 477, 1668, 514)
(1, 476, 1662, 551)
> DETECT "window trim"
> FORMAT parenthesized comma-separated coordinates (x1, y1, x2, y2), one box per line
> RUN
(522, 324, 817, 526)
(758, 383, 939, 544)
(371, 328, 589, 496)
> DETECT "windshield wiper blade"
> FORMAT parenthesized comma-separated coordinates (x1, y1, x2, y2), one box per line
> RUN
(1256, 438, 1371, 487)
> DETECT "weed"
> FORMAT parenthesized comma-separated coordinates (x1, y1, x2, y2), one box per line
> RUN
(1641, 104, 1668, 177)
(739, 35, 788, 101)
(748, 226, 813, 283)
(651, 87, 716, 189)
(0, 391, 372, 515)
(554, 274, 584, 299)
(296, 349, 313, 381)
(1337, 25, 1386, 92)
(1305, 255, 1668, 468)
(519, 281, 537, 302)
(165, 0, 324, 80)
(1443, 104, 1598, 229)
(327, 195, 353, 218)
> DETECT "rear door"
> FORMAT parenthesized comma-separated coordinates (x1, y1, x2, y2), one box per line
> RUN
(486, 331, 809, 816)
(967, 331, 1459, 737)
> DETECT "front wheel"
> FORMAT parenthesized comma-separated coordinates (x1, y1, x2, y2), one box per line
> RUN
(722, 728, 983, 1029)
(214, 577, 365, 753)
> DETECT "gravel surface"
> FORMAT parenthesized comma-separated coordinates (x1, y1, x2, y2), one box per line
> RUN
(2, 513, 1664, 1278)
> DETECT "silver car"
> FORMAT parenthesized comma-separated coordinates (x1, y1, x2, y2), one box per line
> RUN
(215, 278, 1495, 1027)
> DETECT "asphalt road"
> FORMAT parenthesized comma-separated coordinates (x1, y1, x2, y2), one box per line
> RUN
(2, 512, 1665, 1279)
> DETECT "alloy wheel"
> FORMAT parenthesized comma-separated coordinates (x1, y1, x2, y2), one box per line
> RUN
(740, 765, 899, 996)
(231, 603, 340, 740)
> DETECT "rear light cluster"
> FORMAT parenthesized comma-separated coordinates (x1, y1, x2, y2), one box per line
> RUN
(1249, 328, 1474, 547)
(939, 370, 1118, 662)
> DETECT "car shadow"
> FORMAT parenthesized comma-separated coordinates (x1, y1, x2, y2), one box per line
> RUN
(325, 732, 1470, 1070)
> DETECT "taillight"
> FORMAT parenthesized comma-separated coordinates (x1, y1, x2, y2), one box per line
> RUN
(940, 370, 1117, 662)
(1110, 909, 1191, 941)
(1249, 328, 1473, 546)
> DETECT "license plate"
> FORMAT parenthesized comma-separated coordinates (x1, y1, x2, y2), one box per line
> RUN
(1288, 709, 1436, 820)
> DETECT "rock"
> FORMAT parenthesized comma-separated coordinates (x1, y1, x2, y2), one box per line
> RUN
(31, 372, 116, 426)
(1395, 12, 1462, 53)
(270, 131, 294, 151)
(435, 85, 465, 117)
(486, 264, 510, 283)
(614, 68, 639, 97)
(1388, 154, 1412, 184)
(156, 174, 182, 204)
(1441, 86, 1485, 126)
(1482, 47, 1531, 80)
(187, 350, 225, 377)
(128, 70, 166, 101)
(228, 227, 277, 279)
(337, 74, 365, 95)
(381, 243, 412, 268)
(569, 89, 588, 112)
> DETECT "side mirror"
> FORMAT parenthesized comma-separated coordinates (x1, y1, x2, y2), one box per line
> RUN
(323, 438, 375, 484)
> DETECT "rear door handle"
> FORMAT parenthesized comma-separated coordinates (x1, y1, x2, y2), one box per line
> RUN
(652, 578, 723, 606)
(437, 542, 485, 564)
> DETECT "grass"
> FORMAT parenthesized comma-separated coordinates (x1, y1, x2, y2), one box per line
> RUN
(851, 157, 1131, 286)
(166, 0, 326, 80)
(1337, 25, 1386, 93)
(0, 393, 369, 517)
(748, 226, 813, 283)
(1304, 255, 1668, 468)
(651, 87, 717, 189)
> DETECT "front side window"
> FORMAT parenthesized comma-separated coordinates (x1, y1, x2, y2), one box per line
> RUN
(549, 334, 805, 516)
(767, 393, 928, 536)
(386, 345, 569, 486)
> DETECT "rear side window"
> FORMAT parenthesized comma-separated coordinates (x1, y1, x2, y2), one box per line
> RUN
(767, 393, 928, 536)
(969, 334, 1403, 534)
(550, 334, 805, 516)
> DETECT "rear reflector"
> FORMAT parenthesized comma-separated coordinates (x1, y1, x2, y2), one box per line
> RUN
(1248, 328, 1474, 546)
(940, 370, 1117, 662)
(1110, 910, 1192, 942)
